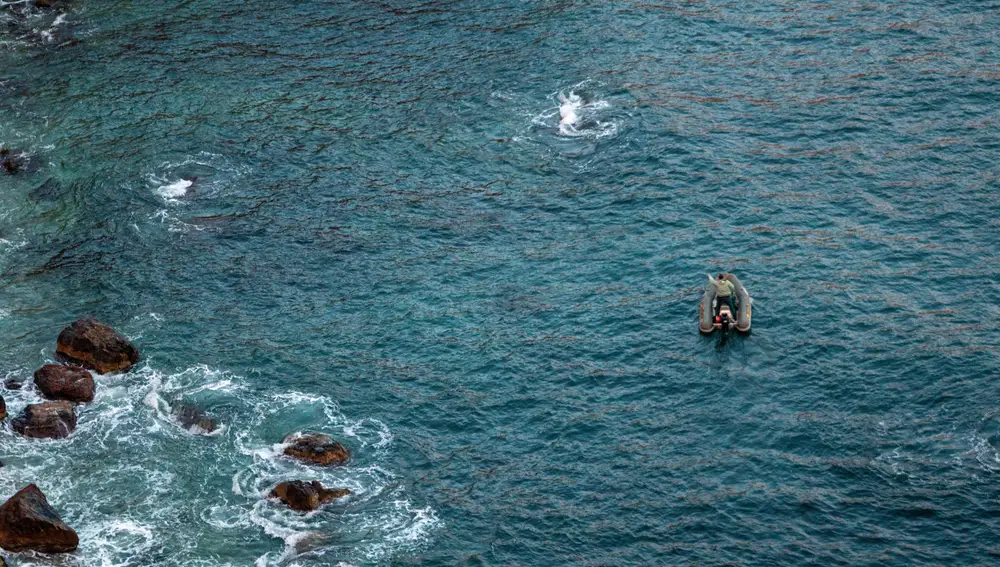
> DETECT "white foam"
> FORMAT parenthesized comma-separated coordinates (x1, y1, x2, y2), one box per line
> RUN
(156, 178, 193, 200)
(528, 81, 621, 141)
(558, 91, 581, 130)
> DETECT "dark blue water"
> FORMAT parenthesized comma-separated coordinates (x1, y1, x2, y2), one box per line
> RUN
(1, 0, 999, 565)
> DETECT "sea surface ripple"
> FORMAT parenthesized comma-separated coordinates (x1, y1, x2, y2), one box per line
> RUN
(1, 0, 999, 565)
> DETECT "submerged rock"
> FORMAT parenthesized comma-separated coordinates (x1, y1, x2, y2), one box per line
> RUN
(56, 318, 139, 374)
(3, 380, 22, 390)
(33, 364, 95, 403)
(0, 485, 78, 553)
(282, 433, 351, 467)
(173, 402, 217, 434)
(12, 401, 76, 439)
(29, 178, 62, 202)
(270, 481, 350, 511)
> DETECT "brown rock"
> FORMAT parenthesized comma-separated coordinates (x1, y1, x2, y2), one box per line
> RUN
(0, 485, 78, 553)
(282, 433, 350, 467)
(56, 318, 138, 374)
(12, 401, 76, 439)
(33, 365, 95, 403)
(174, 403, 217, 434)
(0, 396, 5, 421)
(270, 481, 350, 511)
(34, 0, 52, 7)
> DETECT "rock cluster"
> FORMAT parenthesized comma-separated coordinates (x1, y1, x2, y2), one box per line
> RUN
(3, 316, 365, 547)
(0, 485, 78, 553)
(0, 319, 136, 554)
(270, 481, 350, 512)
(270, 433, 353, 512)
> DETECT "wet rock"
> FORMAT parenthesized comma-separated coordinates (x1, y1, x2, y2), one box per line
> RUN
(3, 380, 22, 390)
(173, 402, 217, 434)
(0, 147, 31, 175)
(270, 481, 350, 511)
(0, 157, 21, 175)
(282, 433, 351, 467)
(0, 396, 5, 421)
(0, 484, 78, 553)
(34, 0, 52, 7)
(56, 318, 139, 374)
(12, 401, 76, 439)
(33, 364, 95, 403)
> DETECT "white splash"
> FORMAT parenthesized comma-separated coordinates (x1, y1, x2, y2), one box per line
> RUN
(156, 179, 193, 200)
(557, 91, 581, 132)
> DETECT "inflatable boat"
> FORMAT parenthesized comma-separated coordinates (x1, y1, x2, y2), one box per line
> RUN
(699, 274, 752, 334)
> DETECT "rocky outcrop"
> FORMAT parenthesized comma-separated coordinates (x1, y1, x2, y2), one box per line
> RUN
(270, 481, 350, 511)
(0, 149, 24, 175)
(282, 433, 351, 467)
(33, 365, 95, 403)
(3, 379, 21, 390)
(12, 401, 76, 439)
(0, 396, 5, 421)
(56, 318, 138, 374)
(174, 403, 217, 434)
(0, 485, 78, 553)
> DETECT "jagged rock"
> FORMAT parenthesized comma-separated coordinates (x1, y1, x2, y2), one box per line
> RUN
(33, 365, 95, 403)
(12, 401, 76, 439)
(56, 318, 138, 374)
(270, 481, 350, 511)
(0, 485, 78, 553)
(282, 433, 350, 467)
(173, 403, 217, 434)
(3, 380, 22, 390)
(0, 396, 5, 421)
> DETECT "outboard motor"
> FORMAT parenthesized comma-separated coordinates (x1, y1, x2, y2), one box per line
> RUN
(715, 313, 731, 332)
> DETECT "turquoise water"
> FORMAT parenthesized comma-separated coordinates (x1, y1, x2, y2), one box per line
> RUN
(1, 0, 999, 564)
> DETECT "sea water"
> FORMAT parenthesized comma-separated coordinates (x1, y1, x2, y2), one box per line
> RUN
(1, 0, 999, 565)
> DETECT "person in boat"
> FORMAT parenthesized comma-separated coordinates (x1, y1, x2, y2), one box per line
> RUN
(714, 273, 735, 315)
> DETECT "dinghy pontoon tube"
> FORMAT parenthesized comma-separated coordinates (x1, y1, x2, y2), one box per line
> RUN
(699, 274, 752, 334)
